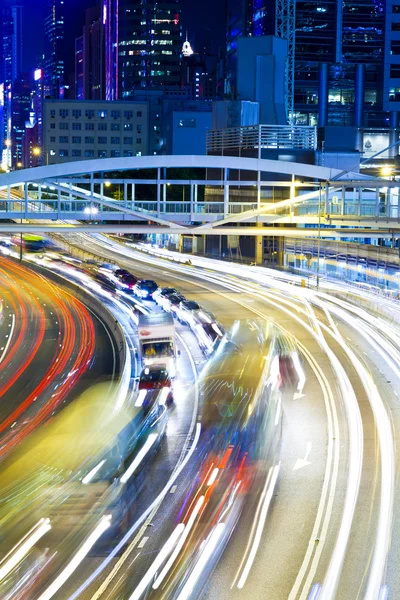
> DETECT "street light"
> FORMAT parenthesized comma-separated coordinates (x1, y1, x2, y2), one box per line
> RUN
(381, 166, 393, 178)
(84, 206, 98, 216)
(32, 146, 41, 157)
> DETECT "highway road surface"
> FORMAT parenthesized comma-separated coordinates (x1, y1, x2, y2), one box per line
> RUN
(44, 233, 400, 600)
(0, 255, 117, 457)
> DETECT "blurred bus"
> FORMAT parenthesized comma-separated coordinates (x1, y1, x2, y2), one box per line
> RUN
(12, 234, 47, 252)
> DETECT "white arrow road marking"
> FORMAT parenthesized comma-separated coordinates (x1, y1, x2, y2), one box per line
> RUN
(293, 442, 312, 471)
(293, 392, 306, 400)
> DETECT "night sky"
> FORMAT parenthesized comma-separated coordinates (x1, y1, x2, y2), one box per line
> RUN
(15, 0, 226, 75)
(181, 0, 226, 55)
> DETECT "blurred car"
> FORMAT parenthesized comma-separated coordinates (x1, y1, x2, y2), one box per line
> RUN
(115, 268, 131, 278)
(177, 300, 201, 325)
(116, 272, 138, 293)
(134, 279, 158, 300)
(153, 287, 178, 307)
(163, 293, 185, 315)
(189, 309, 224, 355)
(138, 364, 173, 404)
(94, 272, 117, 292)
(99, 262, 119, 273)
(276, 333, 304, 389)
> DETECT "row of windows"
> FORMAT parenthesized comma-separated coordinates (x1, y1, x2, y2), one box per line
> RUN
(50, 122, 141, 132)
(50, 136, 142, 144)
(58, 149, 139, 158)
(50, 109, 143, 119)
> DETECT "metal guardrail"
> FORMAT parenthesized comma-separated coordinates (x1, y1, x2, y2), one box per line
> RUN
(206, 124, 317, 154)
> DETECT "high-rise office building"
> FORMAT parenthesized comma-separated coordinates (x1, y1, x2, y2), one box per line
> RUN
(295, 0, 386, 128)
(10, 75, 31, 167)
(0, 1, 23, 85)
(103, 0, 119, 100)
(117, 0, 182, 98)
(75, 6, 105, 100)
(225, 0, 394, 132)
(44, 0, 65, 99)
(226, 0, 275, 94)
(0, 1, 23, 170)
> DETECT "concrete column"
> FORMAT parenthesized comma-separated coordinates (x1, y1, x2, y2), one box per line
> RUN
(132, 183, 135, 205)
(318, 63, 329, 127)
(290, 176, 295, 219)
(223, 168, 229, 217)
(23, 183, 28, 218)
(354, 64, 365, 128)
(255, 223, 263, 265)
(375, 188, 380, 217)
(57, 187, 61, 219)
(190, 183, 194, 218)
(163, 183, 166, 212)
(157, 168, 161, 216)
(325, 182, 329, 214)
(389, 111, 398, 158)
(341, 185, 345, 215)
(358, 186, 362, 216)
(194, 184, 198, 214)
(124, 182, 127, 208)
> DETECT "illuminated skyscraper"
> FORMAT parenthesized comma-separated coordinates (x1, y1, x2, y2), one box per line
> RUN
(0, 1, 23, 85)
(103, 0, 119, 100)
(104, 0, 182, 99)
(75, 6, 105, 100)
(44, 0, 65, 99)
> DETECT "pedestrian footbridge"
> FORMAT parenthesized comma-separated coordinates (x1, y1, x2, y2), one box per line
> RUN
(0, 155, 399, 234)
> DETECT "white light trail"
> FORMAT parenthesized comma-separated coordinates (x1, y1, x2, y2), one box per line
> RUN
(176, 522, 226, 600)
(235, 463, 281, 589)
(38, 515, 112, 600)
(82, 460, 106, 485)
(0, 518, 51, 581)
(128, 524, 185, 600)
(120, 433, 158, 484)
(152, 495, 205, 590)
(68, 423, 201, 600)
(207, 468, 219, 487)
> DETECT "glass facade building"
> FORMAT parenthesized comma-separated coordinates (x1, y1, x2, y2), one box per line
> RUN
(118, 0, 182, 98)
(44, 0, 65, 99)
(226, 0, 395, 130)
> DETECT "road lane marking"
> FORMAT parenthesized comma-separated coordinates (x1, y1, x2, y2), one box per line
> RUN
(0, 313, 15, 364)
(293, 442, 312, 471)
(136, 537, 148, 549)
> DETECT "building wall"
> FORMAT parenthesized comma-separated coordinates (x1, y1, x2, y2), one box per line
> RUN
(171, 110, 212, 155)
(237, 36, 287, 125)
(384, 0, 400, 111)
(43, 99, 148, 164)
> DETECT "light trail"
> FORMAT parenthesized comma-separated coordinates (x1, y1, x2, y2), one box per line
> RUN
(0, 518, 51, 581)
(128, 524, 185, 600)
(68, 423, 202, 600)
(38, 515, 112, 600)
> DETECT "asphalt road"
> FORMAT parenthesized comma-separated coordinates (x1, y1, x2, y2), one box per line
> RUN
(0, 255, 117, 458)
(29, 235, 400, 600)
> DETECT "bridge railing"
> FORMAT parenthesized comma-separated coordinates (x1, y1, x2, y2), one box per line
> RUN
(206, 124, 318, 154)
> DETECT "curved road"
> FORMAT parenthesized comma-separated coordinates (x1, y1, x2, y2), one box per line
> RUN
(45, 234, 400, 600)
(0, 255, 117, 457)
